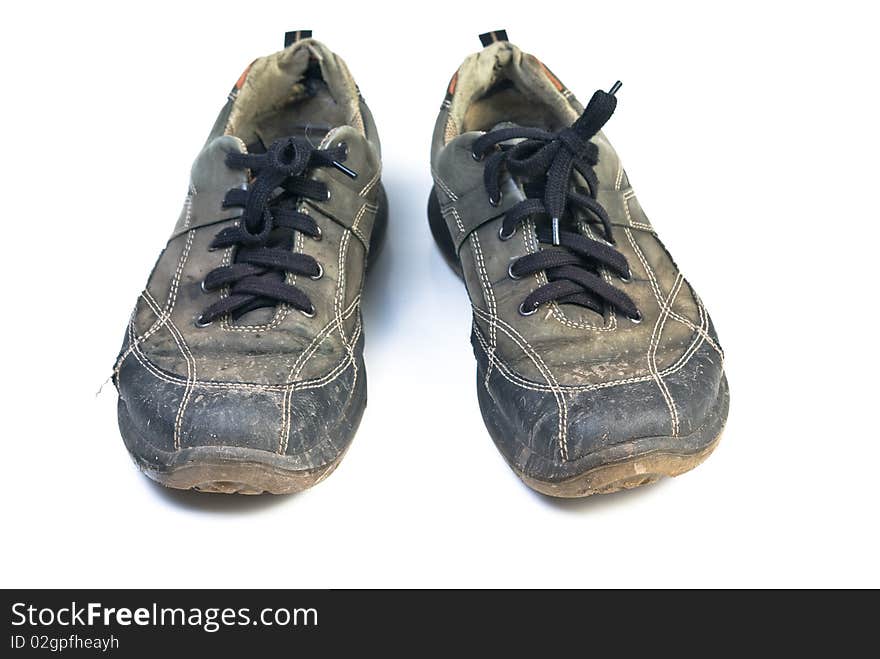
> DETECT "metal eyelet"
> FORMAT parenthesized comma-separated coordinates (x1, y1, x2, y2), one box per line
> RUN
(313, 226, 322, 241)
(628, 311, 643, 324)
(519, 302, 538, 316)
(300, 305, 316, 318)
(310, 263, 324, 280)
(324, 188, 332, 202)
(194, 314, 213, 328)
(200, 280, 210, 293)
(489, 191, 502, 207)
(619, 270, 633, 283)
(472, 150, 484, 162)
(498, 224, 516, 241)
(508, 261, 521, 280)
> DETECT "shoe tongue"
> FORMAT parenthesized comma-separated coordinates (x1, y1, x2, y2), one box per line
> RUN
(490, 121, 520, 131)
(245, 123, 332, 154)
(487, 121, 530, 149)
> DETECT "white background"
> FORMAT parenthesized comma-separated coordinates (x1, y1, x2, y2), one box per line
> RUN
(2, 1, 877, 588)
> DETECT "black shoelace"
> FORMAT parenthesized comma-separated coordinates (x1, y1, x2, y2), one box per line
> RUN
(471, 82, 641, 321)
(197, 137, 354, 326)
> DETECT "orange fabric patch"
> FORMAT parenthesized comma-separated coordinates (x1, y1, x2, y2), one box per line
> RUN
(448, 72, 458, 95)
(538, 61, 564, 92)
(234, 62, 254, 90)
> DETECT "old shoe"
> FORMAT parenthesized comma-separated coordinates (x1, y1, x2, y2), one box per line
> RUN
(428, 31, 728, 497)
(113, 32, 386, 494)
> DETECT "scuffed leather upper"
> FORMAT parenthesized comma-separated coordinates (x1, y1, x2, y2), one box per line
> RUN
(431, 42, 726, 478)
(113, 40, 381, 465)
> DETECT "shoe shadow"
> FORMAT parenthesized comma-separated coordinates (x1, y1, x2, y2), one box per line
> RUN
(526, 477, 674, 513)
(144, 480, 297, 514)
(361, 169, 458, 346)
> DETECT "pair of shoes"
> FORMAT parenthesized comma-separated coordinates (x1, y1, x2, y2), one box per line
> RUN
(112, 30, 729, 498)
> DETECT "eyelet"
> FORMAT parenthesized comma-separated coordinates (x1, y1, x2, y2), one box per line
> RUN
(619, 270, 633, 283)
(508, 261, 521, 280)
(628, 311, 643, 324)
(310, 263, 324, 280)
(300, 305, 316, 318)
(313, 226, 322, 241)
(489, 191, 502, 207)
(200, 280, 210, 293)
(194, 314, 213, 328)
(324, 188, 332, 202)
(472, 150, 484, 162)
(498, 224, 516, 241)
(518, 302, 538, 316)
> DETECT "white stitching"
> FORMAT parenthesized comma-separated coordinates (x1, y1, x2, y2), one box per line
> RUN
(470, 233, 497, 374)
(358, 168, 381, 197)
(432, 169, 459, 202)
(472, 322, 722, 469)
(441, 204, 466, 234)
(336, 231, 353, 348)
(648, 275, 683, 436)
(471, 305, 570, 460)
(692, 293, 724, 359)
(142, 291, 198, 449)
(278, 319, 363, 455)
(348, 203, 371, 247)
(623, 225, 677, 431)
(127, 316, 362, 398)
(624, 226, 722, 358)
(622, 190, 654, 232)
(124, 296, 362, 392)
(622, 190, 635, 227)
(522, 218, 614, 331)
(472, 318, 708, 394)
(218, 218, 292, 332)
(286, 295, 361, 384)
(112, 216, 197, 374)
(279, 215, 359, 454)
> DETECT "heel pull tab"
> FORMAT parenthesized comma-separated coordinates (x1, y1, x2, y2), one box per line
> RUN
(284, 30, 313, 48)
(479, 30, 509, 47)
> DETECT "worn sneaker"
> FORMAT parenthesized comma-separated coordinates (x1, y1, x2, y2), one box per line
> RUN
(428, 31, 728, 497)
(113, 32, 386, 494)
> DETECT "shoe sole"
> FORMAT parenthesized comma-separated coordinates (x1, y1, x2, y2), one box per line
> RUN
(428, 187, 728, 498)
(518, 435, 722, 498)
(118, 184, 388, 495)
(499, 375, 729, 498)
(118, 398, 355, 495)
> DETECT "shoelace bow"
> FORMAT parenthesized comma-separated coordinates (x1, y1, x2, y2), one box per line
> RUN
(197, 137, 350, 325)
(471, 82, 641, 321)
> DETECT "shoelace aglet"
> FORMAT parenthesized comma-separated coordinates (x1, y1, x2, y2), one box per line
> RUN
(331, 161, 358, 179)
(608, 80, 622, 96)
(552, 217, 561, 245)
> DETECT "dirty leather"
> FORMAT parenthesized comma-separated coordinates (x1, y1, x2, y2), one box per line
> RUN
(113, 39, 382, 469)
(430, 41, 727, 482)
